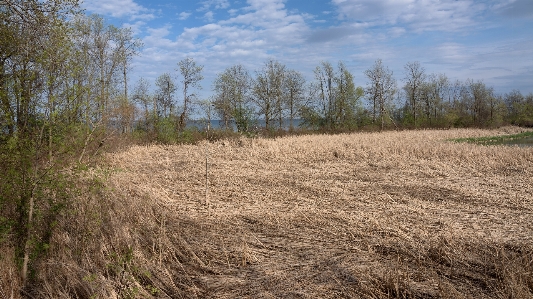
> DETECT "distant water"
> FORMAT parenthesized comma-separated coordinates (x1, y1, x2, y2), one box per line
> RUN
(186, 119, 304, 131)
(499, 136, 533, 148)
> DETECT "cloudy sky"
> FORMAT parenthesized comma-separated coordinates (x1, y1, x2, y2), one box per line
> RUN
(82, 0, 533, 98)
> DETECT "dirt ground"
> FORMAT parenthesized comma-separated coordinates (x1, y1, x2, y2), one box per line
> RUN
(108, 127, 533, 298)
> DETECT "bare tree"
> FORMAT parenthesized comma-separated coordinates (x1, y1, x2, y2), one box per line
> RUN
(177, 57, 203, 130)
(283, 69, 305, 130)
(314, 61, 335, 129)
(504, 89, 524, 120)
(403, 61, 426, 127)
(213, 64, 252, 130)
(253, 59, 286, 130)
(132, 77, 151, 129)
(90, 16, 119, 121)
(114, 27, 143, 100)
(365, 59, 397, 130)
(334, 61, 361, 129)
(198, 97, 215, 131)
(69, 14, 140, 128)
(302, 61, 363, 130)
(421, 73, 449, 126)
(155, 73, 176, 118)
(469, 80, 493, 125)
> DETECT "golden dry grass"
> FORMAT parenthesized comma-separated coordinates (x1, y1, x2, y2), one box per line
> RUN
(103, 127, 533, 298)
(3, 127, 532, 298)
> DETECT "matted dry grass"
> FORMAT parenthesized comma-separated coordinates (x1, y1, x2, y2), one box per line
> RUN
(4, 127, 531, 298)
(101, 127, 533, 298)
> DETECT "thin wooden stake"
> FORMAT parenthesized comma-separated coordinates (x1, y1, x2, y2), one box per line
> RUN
(205, 122, 210, 209)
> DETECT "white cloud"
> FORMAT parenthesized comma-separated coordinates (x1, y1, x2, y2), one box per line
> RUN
(82, 0, 155, 20)
(144, 25, 179, 51)
(388, 27, 406, 37)
(178, 12, 192, 20)
(331, 0, 485, 32)
(131, 0, 315, 89)
(457, 38, 533, 92)
(379, 38, 533, 93)
(307, 23, 367, 43)
(332, 0, 412, 22)
(126, 0, 533, 101)
(175, 0, 310, 59)
(130, 0, 327, 89)
(203, 11, 215, 22)
(198, 0, 230, 12)
(432, 43, 471, 65)
(122, 21, 146, 35)
(494, 0, 533, 19)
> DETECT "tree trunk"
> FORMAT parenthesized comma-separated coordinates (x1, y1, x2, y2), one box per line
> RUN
(123, 67, 127, 100)
(21, 190, 35, 285)
(180, 85, 188, 131)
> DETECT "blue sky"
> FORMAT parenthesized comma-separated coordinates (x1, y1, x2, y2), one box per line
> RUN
(82, 0, 533, 98)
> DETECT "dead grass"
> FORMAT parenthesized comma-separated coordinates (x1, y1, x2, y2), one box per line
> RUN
(105, 126, 533, 298)
(3, 127, 532, 298)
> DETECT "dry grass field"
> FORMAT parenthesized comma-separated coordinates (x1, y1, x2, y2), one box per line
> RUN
(104, 127, 533, 298)
(3, 127, 532, 298)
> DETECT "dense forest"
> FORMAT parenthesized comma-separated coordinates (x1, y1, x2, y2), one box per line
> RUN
(1, 0, 533, 295)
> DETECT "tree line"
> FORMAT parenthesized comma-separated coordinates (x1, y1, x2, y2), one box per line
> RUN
(131, 58, 533, 135)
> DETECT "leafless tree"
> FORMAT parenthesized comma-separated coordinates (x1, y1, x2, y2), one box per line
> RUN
(114, 27, 142, 101)
(403, 61, 426, 126)
(177, 57, 203, 130)
(132, 77, 152, 128)
(213, 64, 252, 130)
(283, 69, 306, 130)
(314, 61, 335, 129)
(365, 59, 397, 130)
(155, 72, 176, 118)
(253, 59, 286, 130)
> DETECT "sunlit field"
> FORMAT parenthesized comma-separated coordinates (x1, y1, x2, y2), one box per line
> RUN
(106, 126, 533, 298)
(7, 127, 531, 298)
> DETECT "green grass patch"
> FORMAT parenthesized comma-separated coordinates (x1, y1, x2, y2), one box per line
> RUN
(450, 131, 533, 145)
